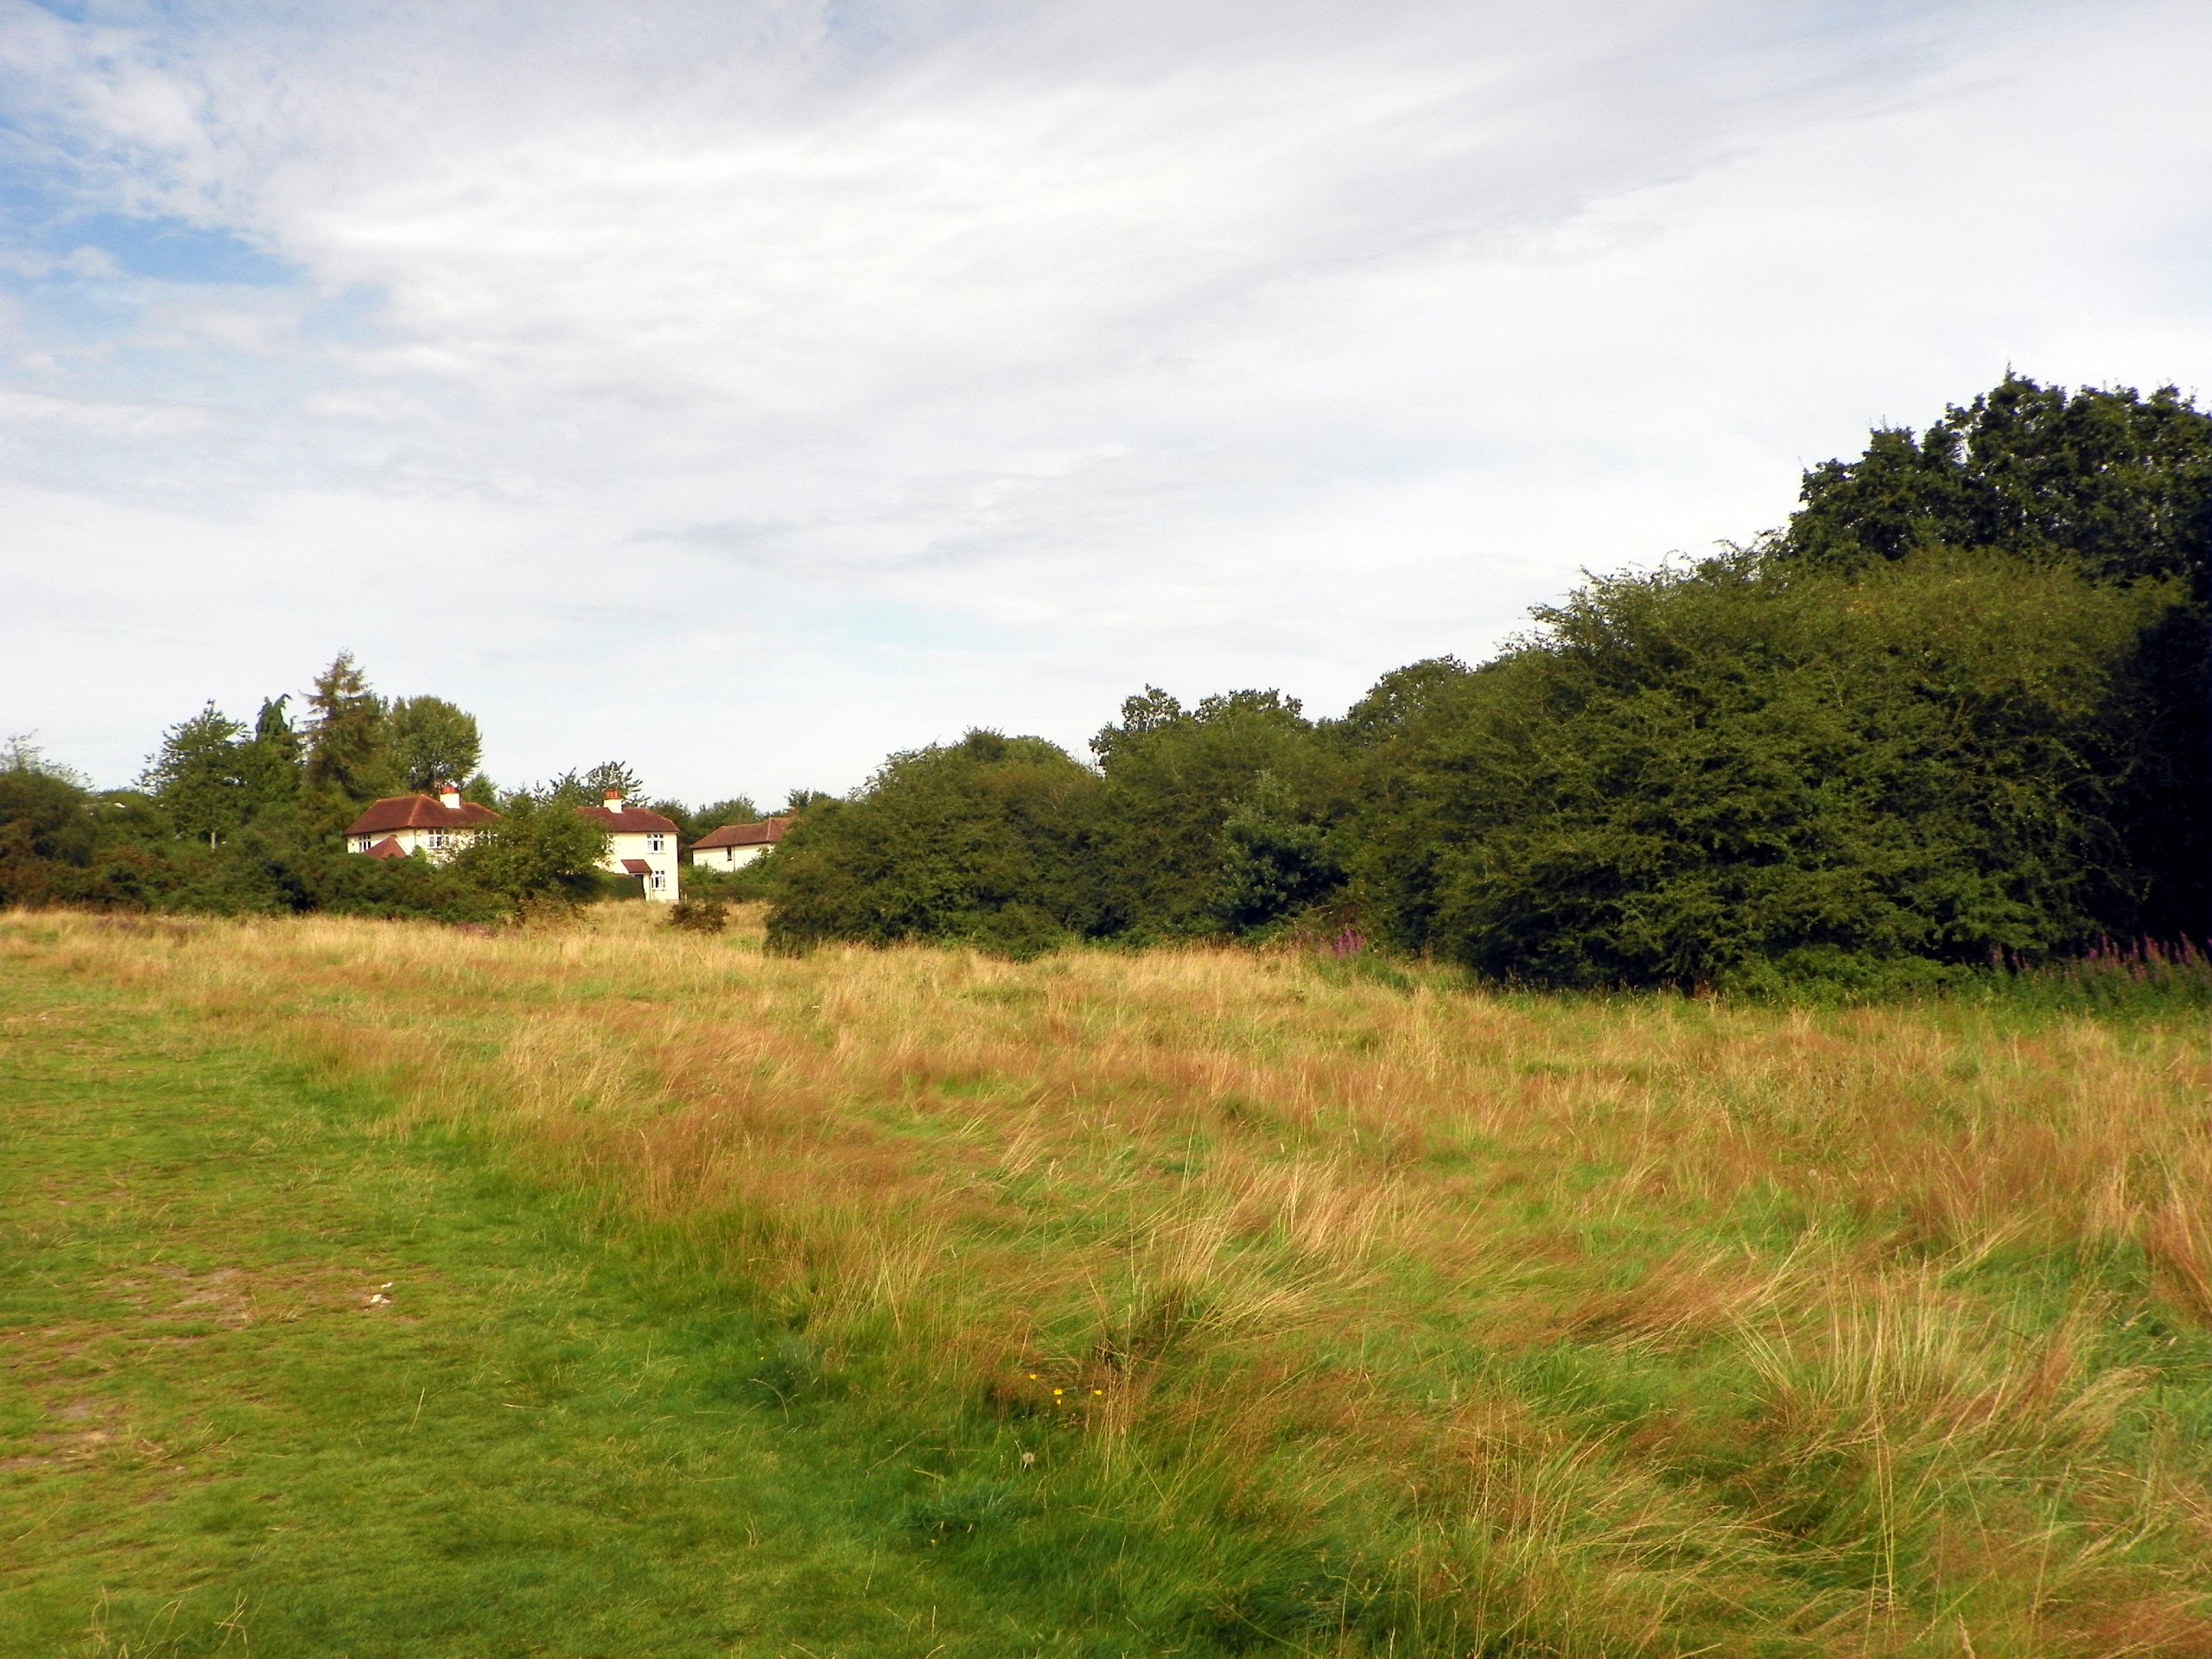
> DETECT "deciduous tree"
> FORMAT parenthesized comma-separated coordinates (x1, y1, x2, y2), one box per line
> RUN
(388, 696, 482, 792)
(142, 703, 249, 848)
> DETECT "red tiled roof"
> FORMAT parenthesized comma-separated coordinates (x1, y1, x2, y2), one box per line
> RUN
(346, 794, 501, 836)
(365, 836, 408, 860)
(693, 817, 791, 850)
(619, 858, 652, 876)
(576, 804, 679, 834)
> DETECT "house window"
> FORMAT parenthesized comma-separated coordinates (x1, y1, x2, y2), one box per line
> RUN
(651, 870, 666, 890)
(429, 830, 448, 849)
(647, 833, 665, 853)
(357, 837, 371, 852)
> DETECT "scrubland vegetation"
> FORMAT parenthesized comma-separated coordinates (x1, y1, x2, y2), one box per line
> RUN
(7, 906, 2210, 1655)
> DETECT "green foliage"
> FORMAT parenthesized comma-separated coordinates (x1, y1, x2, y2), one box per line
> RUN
(768, 732, 1102, 956)
(240, 696, 302, 818)
(1329, 656, 1472, 750)
(0, 758, 109, 907)
(1783, 372, 2212, 588)
(140, 702, 250, 846)
(148, 833, 503, 921)
(303, 652, 393, 804)
(694, 796, 760, 830)
(0, 750, 497, 921)
(387, 695, 483, 791)
(1778, 373, 2212, 943)
(1353, 550, 2187, 988)
(584, 760, 644, 801)
(7, 671, 506, 925)
(1215, 770, 1341, 933)
(1090, 687, 1343, 938)
(0, 756, 100, 867)
(454, 790, 611, 912)
(18, 372, 2212, 993)
(663, 795, 762, 844)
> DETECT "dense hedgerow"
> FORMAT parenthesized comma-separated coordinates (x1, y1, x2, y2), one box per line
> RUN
(1350, 549, 2195, 989)
(764, 374, 2211, 987)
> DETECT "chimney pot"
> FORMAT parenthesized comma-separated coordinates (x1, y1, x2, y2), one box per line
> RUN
(439, 782, 462, 809)
(603, 787, 624, 808)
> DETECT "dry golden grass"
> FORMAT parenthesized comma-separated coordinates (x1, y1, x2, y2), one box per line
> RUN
(8, 903, 2210, 1656)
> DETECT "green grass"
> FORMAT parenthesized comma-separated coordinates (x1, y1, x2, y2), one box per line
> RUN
(7, 912, 2212, 1656)
(0, 957, 1170, 1656)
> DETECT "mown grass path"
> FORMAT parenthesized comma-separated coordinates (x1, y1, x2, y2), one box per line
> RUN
(0, 954, 1065, 1657)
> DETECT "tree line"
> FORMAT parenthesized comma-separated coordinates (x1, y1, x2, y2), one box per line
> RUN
(0, 655, 788, 920)
(765, 375, 2210, 990)
(6, 372, 2205, 987)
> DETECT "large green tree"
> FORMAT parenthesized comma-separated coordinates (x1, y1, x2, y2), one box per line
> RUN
(303, 652, 392, 804)
(239, 695, 302, 819)
(142, 703, 250, 848)
(387, 696, 482, 792)
(1783, 372, 2212, 589)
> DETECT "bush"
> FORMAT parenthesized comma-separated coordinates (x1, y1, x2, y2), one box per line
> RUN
(767, 732, 1102, 955)
(452, 791, 610, 914)
(1090, 688, 1343, 938)
(666, 896, 728, 933)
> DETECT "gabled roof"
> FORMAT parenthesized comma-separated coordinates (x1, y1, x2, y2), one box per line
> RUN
(365, 836, 409, 860)
(693, 817, 791, 850)
(576, 804, 679, 835)
(347, 794, 501, 836)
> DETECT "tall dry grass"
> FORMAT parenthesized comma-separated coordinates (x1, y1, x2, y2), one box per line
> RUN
(8, 905, 2211, 1655)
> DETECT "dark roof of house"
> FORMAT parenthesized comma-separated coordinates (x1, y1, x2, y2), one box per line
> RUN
(692, 817, 791, 850)
(575, 804, 679, 835)
(347, 795, 501, 836)
(365, 836, 409, 860)
(619, 858, 652, 876)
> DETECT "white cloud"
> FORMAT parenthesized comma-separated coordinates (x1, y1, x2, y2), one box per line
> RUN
(0, 0, 2207, 801)
(0, 385, 208, 435)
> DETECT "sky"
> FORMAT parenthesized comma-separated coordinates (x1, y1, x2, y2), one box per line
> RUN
(2, 0, 2209, 804)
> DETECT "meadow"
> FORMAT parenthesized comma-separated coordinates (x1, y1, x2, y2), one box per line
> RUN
(3, 906, 2209, 1656)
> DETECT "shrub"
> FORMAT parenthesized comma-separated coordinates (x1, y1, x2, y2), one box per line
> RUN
(666, 896, 728, 933)
(767, 732, 1102, 954)
(452, 791, 610, 914)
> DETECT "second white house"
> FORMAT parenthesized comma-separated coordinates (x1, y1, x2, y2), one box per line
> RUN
(578, 788, 683, 903)
(690, 816, 791, 871)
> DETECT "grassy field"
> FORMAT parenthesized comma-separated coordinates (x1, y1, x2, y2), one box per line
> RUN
(3, 907, 2209, 1657)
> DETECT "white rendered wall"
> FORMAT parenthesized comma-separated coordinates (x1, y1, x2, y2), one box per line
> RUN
(599, 830, 682, 902)
(690, 844, 767, 870)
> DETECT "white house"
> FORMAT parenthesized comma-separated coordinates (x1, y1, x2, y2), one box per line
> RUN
(577, 788, 682, 903)
(690, 817, 791, 871)
(346, 784, 499, 862)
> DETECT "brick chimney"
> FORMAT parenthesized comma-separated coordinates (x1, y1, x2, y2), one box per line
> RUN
(602, 786, 624, 810)
(439, 782, 462, 810)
